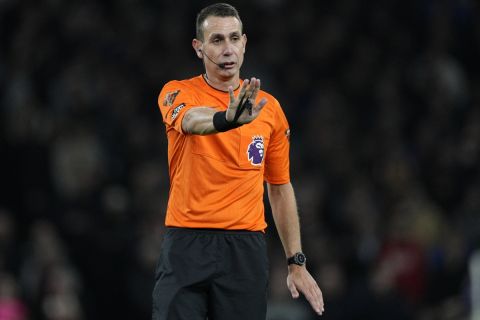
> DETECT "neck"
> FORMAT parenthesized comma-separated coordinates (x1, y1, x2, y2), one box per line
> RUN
(204, 71, 240, 92)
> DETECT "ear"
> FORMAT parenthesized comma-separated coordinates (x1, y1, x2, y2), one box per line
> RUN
(192, 39, 203, 58)
(242, 34, 247, 53)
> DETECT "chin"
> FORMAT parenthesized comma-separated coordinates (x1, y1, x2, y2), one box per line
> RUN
(218, 68, 237, 77)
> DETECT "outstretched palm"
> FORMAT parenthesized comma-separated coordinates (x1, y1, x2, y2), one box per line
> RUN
(226, 77, 268, 124)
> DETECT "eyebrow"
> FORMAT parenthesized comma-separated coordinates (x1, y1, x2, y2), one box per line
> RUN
(208, 31, 241, 40)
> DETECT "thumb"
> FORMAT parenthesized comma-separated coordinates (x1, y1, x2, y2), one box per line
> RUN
(289, 283, 300, 299)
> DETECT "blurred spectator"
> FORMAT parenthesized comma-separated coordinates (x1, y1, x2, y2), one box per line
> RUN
(0, 273, 28, 320)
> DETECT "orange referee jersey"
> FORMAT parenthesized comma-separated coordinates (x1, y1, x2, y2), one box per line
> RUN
(157, 75, 290, 231)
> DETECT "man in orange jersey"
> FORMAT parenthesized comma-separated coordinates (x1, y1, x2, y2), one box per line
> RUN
(153, 3, 324, 320)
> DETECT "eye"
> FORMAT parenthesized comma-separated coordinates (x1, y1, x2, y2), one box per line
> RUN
(231, 36, 240, 42)
(212, 38, 221, 44)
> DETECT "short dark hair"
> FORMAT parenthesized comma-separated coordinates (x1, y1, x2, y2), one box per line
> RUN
(196, 3, 243, 41)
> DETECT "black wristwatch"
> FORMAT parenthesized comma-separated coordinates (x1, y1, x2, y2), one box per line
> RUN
(287, 252, 307, 266)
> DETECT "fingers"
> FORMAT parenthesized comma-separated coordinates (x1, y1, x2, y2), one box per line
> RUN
(289, 271, 325, 316)
(238, 79, 250, 105)
(227, 77, 266, 123)
(314, 283, 324, 307)
(248, 78, 261, 103)
(234, 77, 261, 106)
(228, 86, 235, 105)
(227, 79, 250, 120)
(241, 78, 263, 115)
(309, 283, 324, 315)
(240, 77, 260, 104)
(302, 281, 324, 315)
(226, 80, 248, 121)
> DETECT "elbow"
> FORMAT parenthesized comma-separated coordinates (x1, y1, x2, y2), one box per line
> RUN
(268, 182, 293, 198)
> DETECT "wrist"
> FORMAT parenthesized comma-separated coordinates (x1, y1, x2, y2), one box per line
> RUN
(213, 111, 242, 132)
(288, 264, 306, 273)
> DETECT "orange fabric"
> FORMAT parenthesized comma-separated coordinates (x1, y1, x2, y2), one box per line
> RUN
(157, 75, 290, 231)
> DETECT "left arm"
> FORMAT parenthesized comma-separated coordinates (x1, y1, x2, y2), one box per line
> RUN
(267, 182, 324, 316)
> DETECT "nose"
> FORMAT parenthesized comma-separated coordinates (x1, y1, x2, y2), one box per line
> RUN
(222, 40, 234, 56)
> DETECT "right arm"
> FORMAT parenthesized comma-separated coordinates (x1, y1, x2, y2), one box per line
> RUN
(182, 78, 267, 135)
(182, 107, 219, 135)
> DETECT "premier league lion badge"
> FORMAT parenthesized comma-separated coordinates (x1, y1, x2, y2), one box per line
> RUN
(247, 136, 264, 166)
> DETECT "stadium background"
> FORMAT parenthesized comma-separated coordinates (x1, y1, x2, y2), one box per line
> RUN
(0, 0, 479, 319)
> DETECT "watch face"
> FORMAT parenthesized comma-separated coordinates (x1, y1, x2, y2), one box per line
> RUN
(295, 253, 306, 264)
(288, 252, 307, 266)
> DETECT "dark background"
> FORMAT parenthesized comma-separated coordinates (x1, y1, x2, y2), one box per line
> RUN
(1, 0, 479, 319)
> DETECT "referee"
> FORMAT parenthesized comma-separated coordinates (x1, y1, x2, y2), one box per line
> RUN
(153, 3, 324, 319)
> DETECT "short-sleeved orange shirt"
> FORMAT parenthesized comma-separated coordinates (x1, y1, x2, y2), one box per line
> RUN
(157, 75, 290, 231)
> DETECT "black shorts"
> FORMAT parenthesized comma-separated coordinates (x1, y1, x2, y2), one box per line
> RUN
(152, 228, 269, 320)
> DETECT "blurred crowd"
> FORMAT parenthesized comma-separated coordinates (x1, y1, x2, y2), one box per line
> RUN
(1, 0, 479, 319)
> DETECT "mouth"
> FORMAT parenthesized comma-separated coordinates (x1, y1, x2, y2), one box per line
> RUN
(220, 62, 236, 69)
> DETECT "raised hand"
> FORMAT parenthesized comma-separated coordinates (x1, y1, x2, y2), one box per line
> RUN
(226, 77, 267, 124)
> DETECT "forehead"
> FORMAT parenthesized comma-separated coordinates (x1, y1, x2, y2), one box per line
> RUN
(201, 16, 242, 39)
